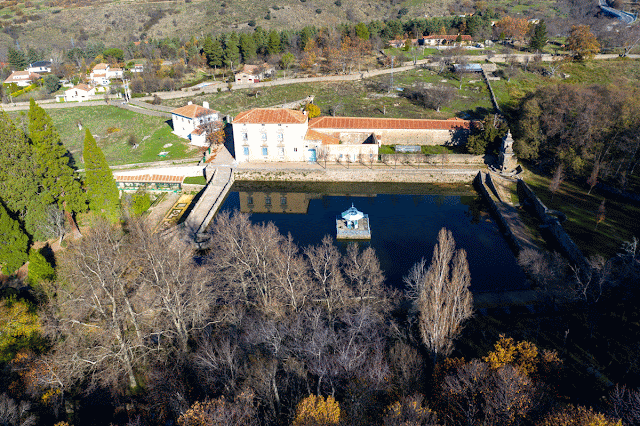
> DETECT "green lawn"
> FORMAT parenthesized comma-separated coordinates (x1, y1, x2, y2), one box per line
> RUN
(15, 106, 200, 167)
(167, 68, 493, 120)
(522, 168, 640, 259)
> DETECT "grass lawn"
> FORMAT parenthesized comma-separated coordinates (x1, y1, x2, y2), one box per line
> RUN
(14, 106, 201, 167)
(521, 168, 640, 259)
(167, 68, 493, 120)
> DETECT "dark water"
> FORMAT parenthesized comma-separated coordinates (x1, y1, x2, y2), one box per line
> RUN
(218, 181, 527, 293)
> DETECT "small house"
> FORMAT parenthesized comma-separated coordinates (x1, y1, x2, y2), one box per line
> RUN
(170, 101, 221, 146)
(64, 84, 96, 102)
(27, 60, 52, 74)
(90, 63, 123, 86)
(235, 63, 274, 84)
(3, 71, 41, 87)
(423, 34, 473, 46)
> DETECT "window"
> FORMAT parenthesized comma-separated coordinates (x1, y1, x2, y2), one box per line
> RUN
(278, 147, 284, 157)
(247, 195, 253, 205)
(243, 146, 249, 156)
(265, 195, 271, 206)
(293, 147, 298, 152)
(261, 132, 267, 141)
(262, 147, 268, 156)
(242, 133, 248, 141)
(277, 133, 284, 141)
(280, 196, 287, 205)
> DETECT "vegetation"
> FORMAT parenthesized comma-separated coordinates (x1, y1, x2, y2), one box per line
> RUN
(82, 129, 120, 223)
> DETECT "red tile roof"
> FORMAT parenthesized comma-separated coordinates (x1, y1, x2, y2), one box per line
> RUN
(4, 71, 41, 84)
(425, 34, 473, 41)
(115, 174, 184, 183)
(93, 63, 109, 70)
(305, 129, 340, 145)
(234, 108, 307, 124)
(70, 84, 93, 92)
(171, 104, 219, 119)
(309, 116, 472, 131)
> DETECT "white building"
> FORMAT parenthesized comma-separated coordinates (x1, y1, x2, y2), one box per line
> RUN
(3, 71, 41, 87)
(170, 101, 220, 147)
(27, 60, 52, 74)
(90, 63, 124, 86)
(234, 63, 275, 84)
(233, 108, 311, 162)
(64, 83, 96, 102)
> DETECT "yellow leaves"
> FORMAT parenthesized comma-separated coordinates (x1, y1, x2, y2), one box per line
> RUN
(42, 388, 61, 405)
(567, 25, 600, 60)
(483, 335, 540, 376)
(0, 297, 41, 362)
(542, 405, 622, 426)
(292, 395, 341, 426)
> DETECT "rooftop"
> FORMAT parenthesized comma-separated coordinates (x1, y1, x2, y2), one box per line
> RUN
(305, 129, 340, 145)
(30, 60, 52, 67)
(4, 71, 40, 83)
(425, 34, 473, 40)
(114, 174, 184, 184)
(171, 104, 219, 119)
(69, 84, 92, 92)
(234, 108, 308, 124)
(309, 116, 473, 131)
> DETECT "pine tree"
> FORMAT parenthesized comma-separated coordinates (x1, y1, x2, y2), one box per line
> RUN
(202, 36, 223, 69)
(0, 201, 29, 275)
(239, 33, 257, 63)
(529, 20, 547, 52)
(223, 32, 240, 69)
(253, 26, 267, 56)
(7, 47, 27, 70)
(267, 30, 282, 55)
(83, 129, 120, 223)
(28, 99, 86, 215)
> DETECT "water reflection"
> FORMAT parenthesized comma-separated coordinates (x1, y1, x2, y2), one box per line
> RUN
(219, 182, 528, 293)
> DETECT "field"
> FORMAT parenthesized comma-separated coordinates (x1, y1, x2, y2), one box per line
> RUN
(167, 68, 494, 120)
(12, 106, 199, 167)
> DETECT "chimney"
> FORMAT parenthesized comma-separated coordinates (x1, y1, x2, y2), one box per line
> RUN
(203, 101, 209, 109)
(187, 101, 192, 105)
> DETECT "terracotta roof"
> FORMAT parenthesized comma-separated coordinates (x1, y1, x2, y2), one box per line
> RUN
(309, 116, 472, 131)
(70, 84, 93, 92)
(234, 108, 307, 124)
(425, 34, 473, 41)
(4, 71, 40, 83)
(115, 174, 184, 183)
(241, 63, 271, 74)
(91, 72, 107, 78)
(171, 104, 219, 119)
(305, 129, 340, 145)
(93, 63, 108, 70)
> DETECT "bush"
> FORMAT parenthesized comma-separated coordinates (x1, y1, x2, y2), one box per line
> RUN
(130, 191, 152, 217)
(106, 127, 121, 134)
(315, 8, 322, 13)
(27, 248, 55, 287)
(334, 0, 342, 5)
(248, 19, 256, 26)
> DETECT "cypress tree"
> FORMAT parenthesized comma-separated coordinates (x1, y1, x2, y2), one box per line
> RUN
(0, 201, 29, 275)
(27, 247, 56, 287)
(83, 128, 120, 223)
(28, 99, 86, 215)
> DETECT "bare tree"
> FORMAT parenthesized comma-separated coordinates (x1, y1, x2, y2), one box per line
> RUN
(0, 394, 35, 426)
(35, 204, 68, 243)
(608, 385, 640, 425)
(404, 228, 473, 362)
(305, 236, 349, 317)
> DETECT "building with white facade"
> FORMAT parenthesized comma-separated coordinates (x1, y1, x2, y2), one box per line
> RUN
(89, 63, 124, 86)
(171, 101, 220, 147)
(27, 60, 52, 74)
(233, 108, 474, 164)
(64, 83, 96, 102)
(233, 108, 310, 162)
(3, 71, 41, 87)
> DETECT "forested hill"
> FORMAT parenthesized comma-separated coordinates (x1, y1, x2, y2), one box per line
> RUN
(0, 0, 570, 55)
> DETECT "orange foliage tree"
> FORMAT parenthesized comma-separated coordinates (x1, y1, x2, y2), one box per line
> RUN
(541, 405, 622, 426)
(292, 395, 341, 426)
(495, 16, 531, 43)
(567, 25, 600, 60)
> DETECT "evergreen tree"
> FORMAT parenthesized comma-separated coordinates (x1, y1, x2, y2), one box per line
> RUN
(355, 22, 370, 40)
(26, 47, 40, 65)
(27, 247, 55, 287)
(0, 201, 29, 275)
(82, 129, 120, 223)
(267, 30, 282, 55)
(28, 99, 86, 215)
(239, 33, 257, 63)
(223, 32, 240, 69)
(203, 36, 224, 68)
(0, 111, 40, 215)
(253, 26, 268, 56)
(529, 20, 547, 52)
(7, 47, 27, 70)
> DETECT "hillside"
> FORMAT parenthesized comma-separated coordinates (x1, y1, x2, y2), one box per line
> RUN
(0, 0, 567, 55)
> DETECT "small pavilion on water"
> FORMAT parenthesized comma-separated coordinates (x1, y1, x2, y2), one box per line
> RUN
(336, 204, 371, 240)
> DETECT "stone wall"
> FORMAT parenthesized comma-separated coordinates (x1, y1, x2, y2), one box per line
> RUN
(380, 153, 487, 165)
(235, 167, 479, 184)
(517, 179, 589, 270)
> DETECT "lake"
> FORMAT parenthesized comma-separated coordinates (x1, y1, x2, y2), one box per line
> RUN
(217, 181, 528, 293)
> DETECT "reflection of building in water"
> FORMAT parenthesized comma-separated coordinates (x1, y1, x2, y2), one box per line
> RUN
(239, 192, 320, 214)
(239, 192, 377, 214)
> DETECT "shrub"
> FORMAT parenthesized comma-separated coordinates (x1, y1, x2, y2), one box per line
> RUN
(315, 8, 322, 13)
(106, 127, 120, 134)
(130, 191, 152, 217)
(27, 248, 55, 287)
(334, 0, 342, 5)
(248, 19, 256, 26)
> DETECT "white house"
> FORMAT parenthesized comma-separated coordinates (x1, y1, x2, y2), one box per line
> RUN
(423, 34, 473, 46)
(235, 63, 275, 84)
(131, 64, 144, 73)
(232, 108, 310, 162)
(90, 63, 124, 86)
(27, 60, 52, 74)
(170, 101, 220, 147)
(64, 84, 96, 102)
(3, 71, 41, 87)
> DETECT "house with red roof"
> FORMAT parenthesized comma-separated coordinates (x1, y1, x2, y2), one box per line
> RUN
(64, 83, 96, 102)
(232, 108, 474, 163)
(4, 70, 41, 87)
(423, 34, 473, 46)
(171, 101, 221, 146)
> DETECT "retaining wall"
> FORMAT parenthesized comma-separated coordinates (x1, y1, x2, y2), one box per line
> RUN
(235, 167, 479, 183)
(517, 179, 589, 270)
